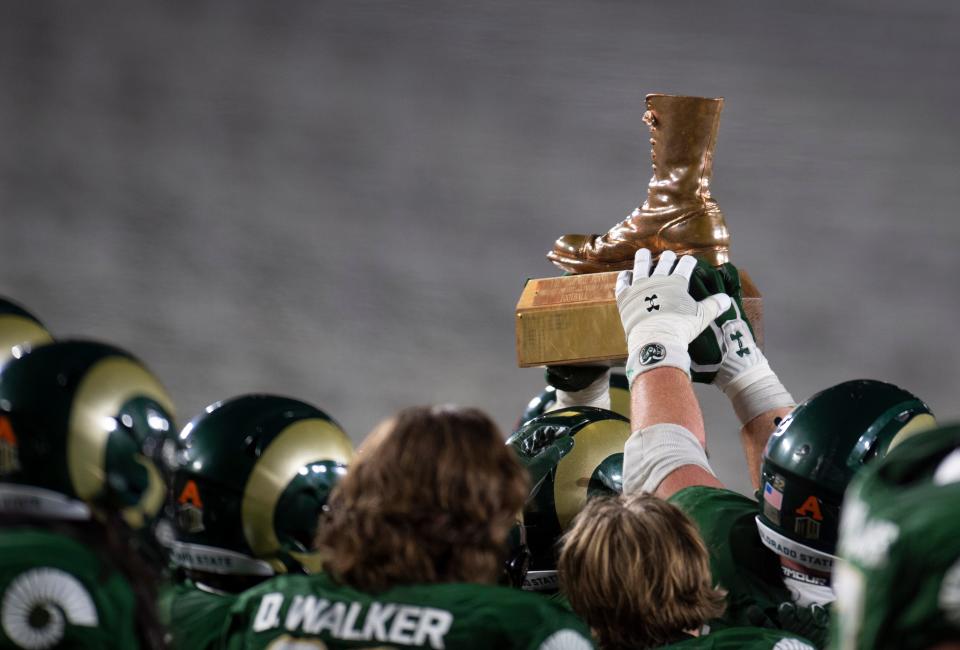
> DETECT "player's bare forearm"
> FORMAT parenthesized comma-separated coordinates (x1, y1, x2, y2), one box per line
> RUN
(630, 367, 706, 448)
(740, 406, 793, 490)
(685, 261, 795, 485)
(618, 250, 731, 499)
(628, 367, 725, 498)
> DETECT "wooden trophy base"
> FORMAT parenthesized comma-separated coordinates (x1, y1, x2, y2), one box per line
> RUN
(515, 270, 762, 367)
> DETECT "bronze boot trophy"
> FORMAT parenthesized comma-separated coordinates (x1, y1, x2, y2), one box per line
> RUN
(547, 94, 731, 273)
(516, 93, 762, 368)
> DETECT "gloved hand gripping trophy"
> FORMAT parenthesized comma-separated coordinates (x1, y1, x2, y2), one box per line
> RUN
(540, 249, 731, 421)
(686, 261, 795, 430)
(616, 248, 795, 492)
(616, 248, 731, 385)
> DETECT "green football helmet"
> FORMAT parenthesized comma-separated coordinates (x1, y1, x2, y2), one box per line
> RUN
(0, 296, 53, 367)
(756, 379, 934, 573)
(170, 394, 353, 583)
(832, 424, 960, 650)
(506, 407, 629, 591)
(0, 340, 175, 530)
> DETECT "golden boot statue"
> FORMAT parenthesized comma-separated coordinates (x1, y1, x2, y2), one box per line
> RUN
(547, 94, 731, 273)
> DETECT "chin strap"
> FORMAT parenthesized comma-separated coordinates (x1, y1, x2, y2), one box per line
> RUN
(0, 484, 91, 521)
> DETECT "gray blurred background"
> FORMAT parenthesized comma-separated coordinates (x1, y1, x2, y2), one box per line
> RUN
(2, 1, 958, 494)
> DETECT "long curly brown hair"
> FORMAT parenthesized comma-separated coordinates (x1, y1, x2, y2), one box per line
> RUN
(317, 405, 528, 592)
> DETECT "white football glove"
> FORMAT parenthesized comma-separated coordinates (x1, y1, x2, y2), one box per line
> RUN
(714, 315, 795, 425)
(712, 306, 768, 393)
(616, 249, 731, 386)
(683, 269, 796, 425)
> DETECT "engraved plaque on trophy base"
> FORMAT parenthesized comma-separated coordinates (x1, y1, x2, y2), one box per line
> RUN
(515, 270, 763, 368)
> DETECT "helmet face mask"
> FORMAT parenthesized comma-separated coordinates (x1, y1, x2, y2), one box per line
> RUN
(506, 407, 630, 589)
(170, 395, 353, 580)
(756, 379, 934, 567)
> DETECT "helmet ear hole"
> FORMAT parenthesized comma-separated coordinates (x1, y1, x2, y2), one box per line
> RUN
(241, 435, 260, 459)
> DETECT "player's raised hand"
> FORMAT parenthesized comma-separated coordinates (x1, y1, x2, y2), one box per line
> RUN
(684, 260, 795, 428)
(687, 260, 754, 384)
(615, 249, 730, 385)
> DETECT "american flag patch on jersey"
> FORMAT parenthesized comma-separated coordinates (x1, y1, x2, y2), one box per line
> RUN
(763, 482, 783, 509)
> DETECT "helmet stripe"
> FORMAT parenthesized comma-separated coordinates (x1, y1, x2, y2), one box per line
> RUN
(0, 316, 51, 366)
(67, 357, 175, 501)
(553, 418, 629, 530)
(888, 413, 937, 452)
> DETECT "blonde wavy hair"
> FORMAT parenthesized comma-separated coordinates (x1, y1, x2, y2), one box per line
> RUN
(317, 405, 529, 592)
(558, 492, 726, 649)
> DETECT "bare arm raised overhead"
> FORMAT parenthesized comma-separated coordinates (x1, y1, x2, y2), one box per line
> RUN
(687, 261, 796, 489)
(615, 248, 731, 499)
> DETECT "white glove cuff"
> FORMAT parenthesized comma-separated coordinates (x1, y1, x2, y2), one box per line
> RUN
(623, 423, 716, 494)
(721, 360, 776, 399)
(553, 370, 611, 411)
(625, 342, 690, 387)
(726, 367, 796, 425)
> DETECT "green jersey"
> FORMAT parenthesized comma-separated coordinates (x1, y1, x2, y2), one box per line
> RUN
(660, 627, 815, 649)
(668, 486, 790, 629)
(0, 527, 138, 649)
(158, 580, 236, 650)
(546, 591, 572, 612)
(221, 572, 594, 649)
